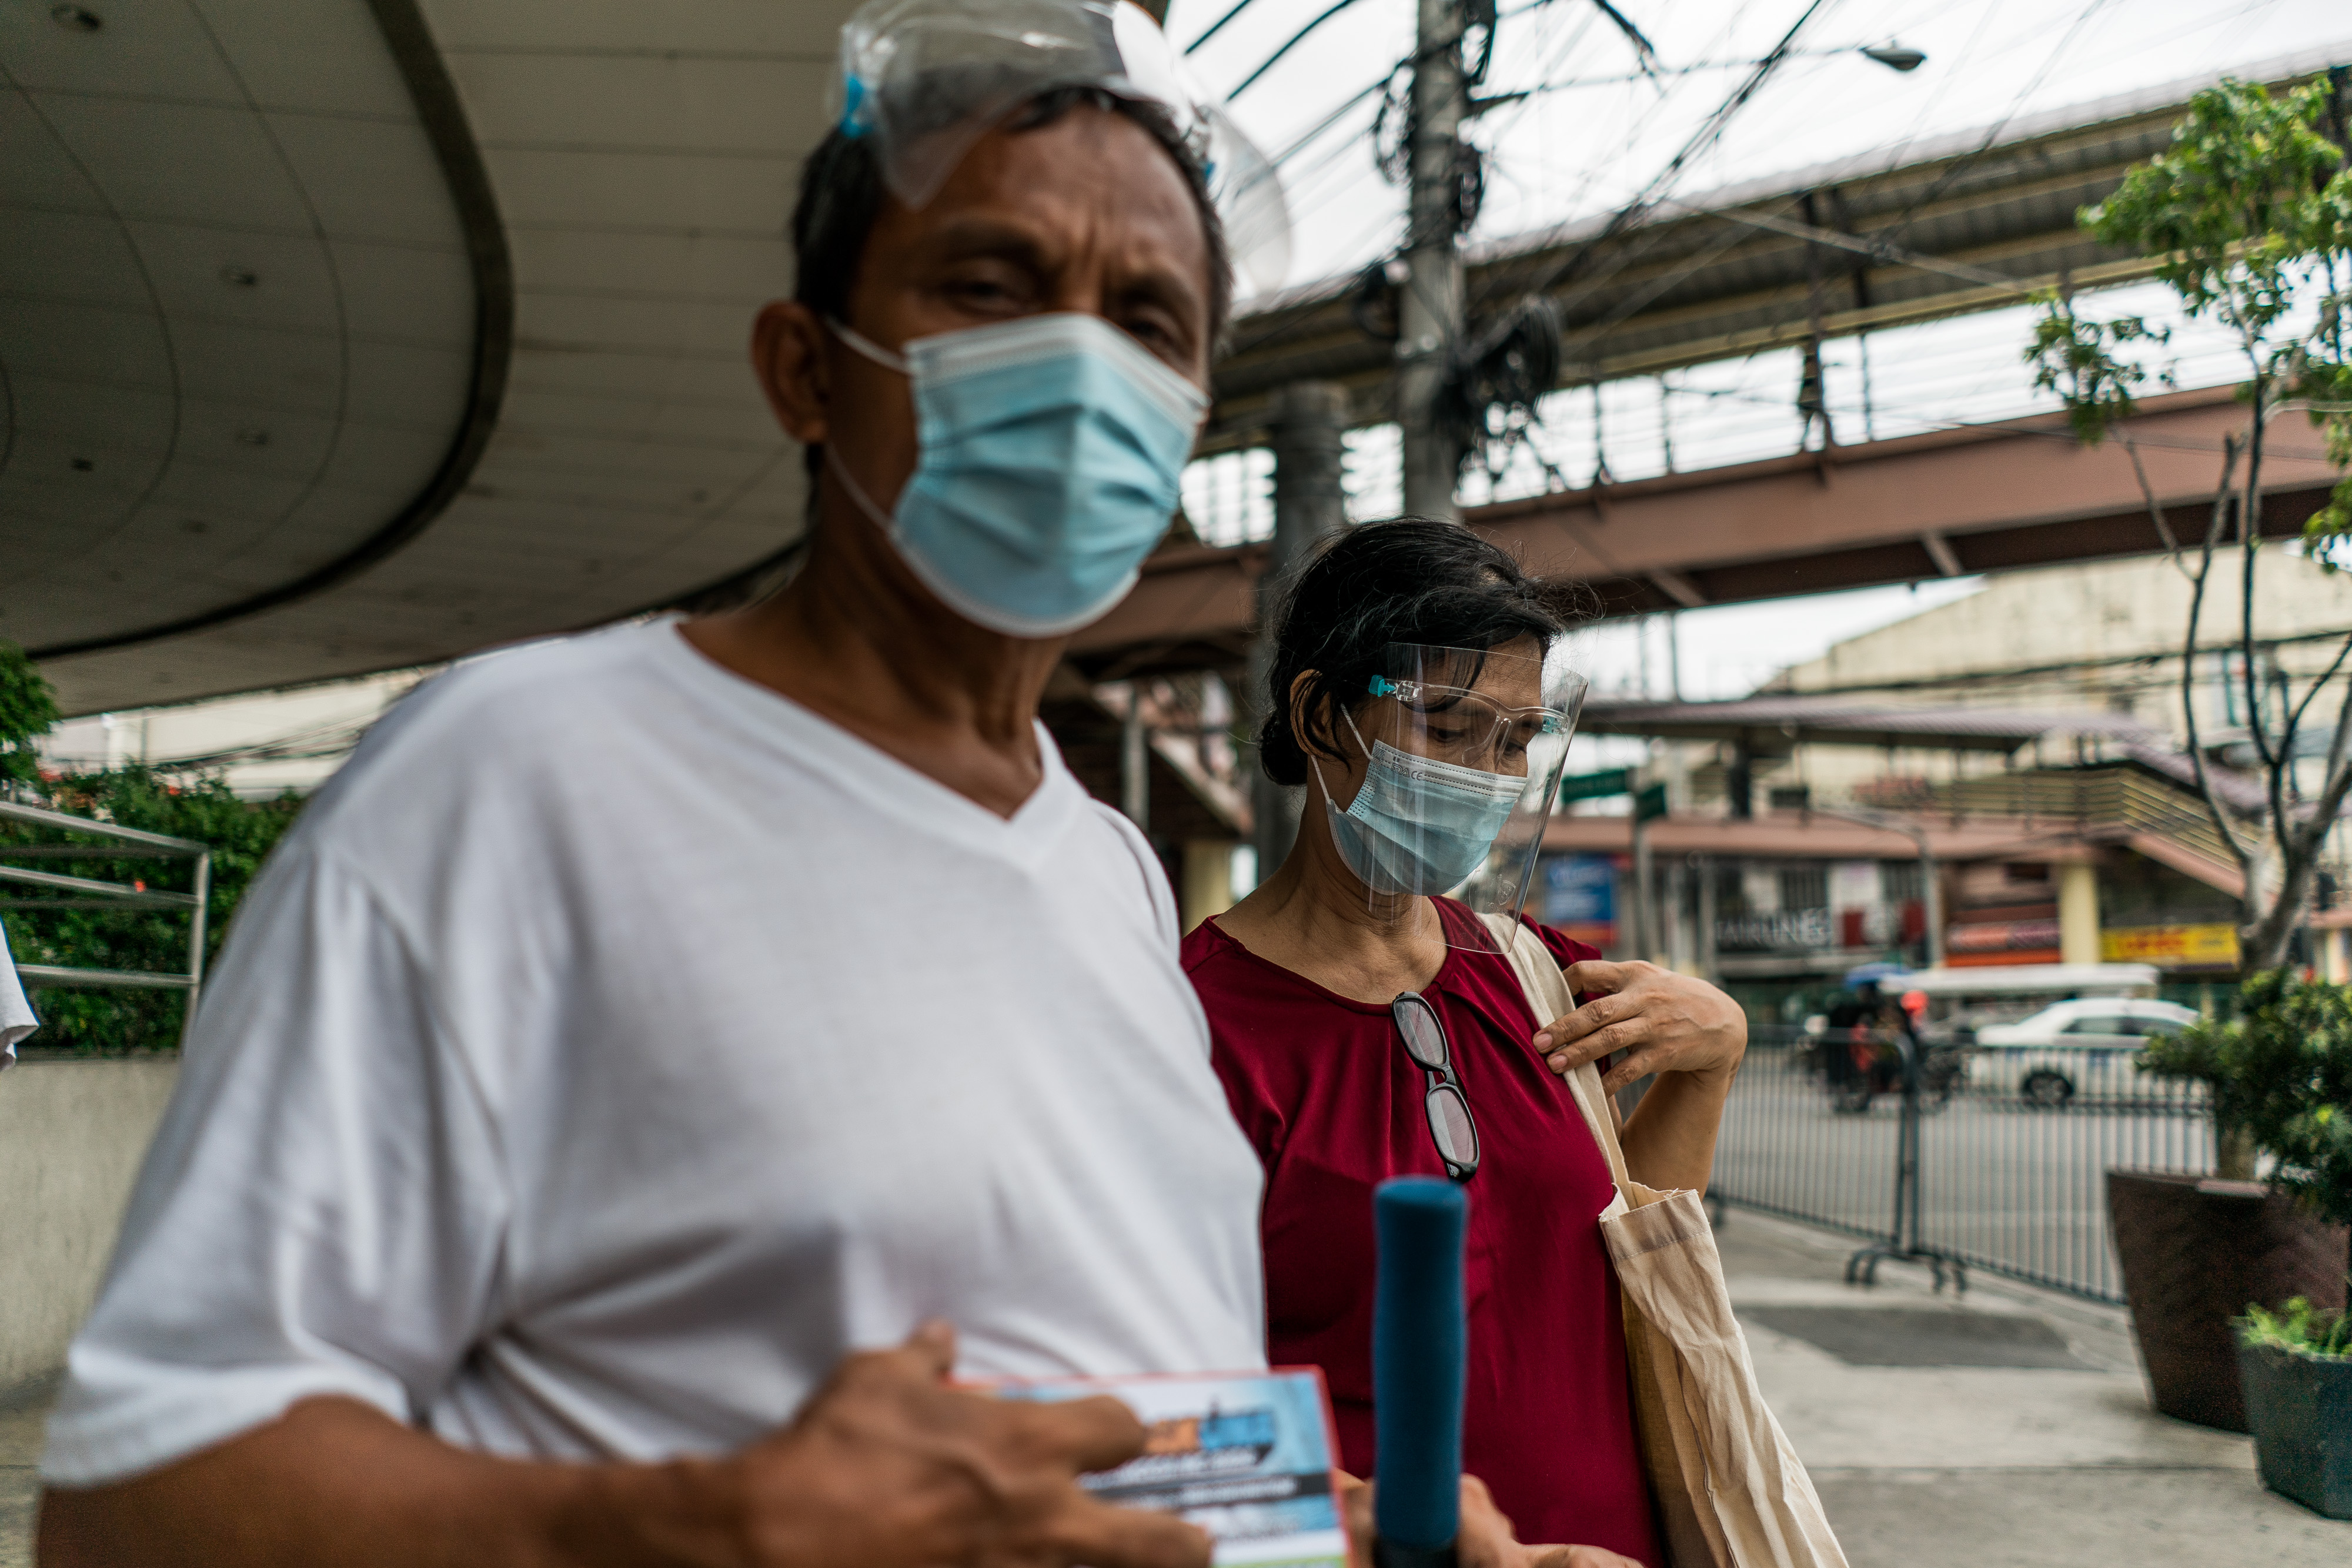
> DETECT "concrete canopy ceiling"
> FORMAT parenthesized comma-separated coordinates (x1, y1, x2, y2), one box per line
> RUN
(8, 0, 845, 716)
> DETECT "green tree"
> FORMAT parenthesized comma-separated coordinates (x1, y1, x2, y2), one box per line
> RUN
(0, 639, 59, 785)
(2, 768, 306, 1054)
(2023, 77, 2352, 973)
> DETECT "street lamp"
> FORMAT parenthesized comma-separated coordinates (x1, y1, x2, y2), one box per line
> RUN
(1805, 803, 1947, 971)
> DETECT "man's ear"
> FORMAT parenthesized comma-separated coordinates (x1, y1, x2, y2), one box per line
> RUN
(751, 300, 829, 446)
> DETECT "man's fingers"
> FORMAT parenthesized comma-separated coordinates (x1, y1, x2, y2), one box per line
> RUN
(1021, 1393, 1151, 1475)
(1336, 1473, 1375, 1568)
(1044, 1496, 1212, 1568)
(901, 1318, 957, 1375)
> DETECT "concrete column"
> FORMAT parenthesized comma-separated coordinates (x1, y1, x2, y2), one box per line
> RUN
(2058, 860, 2102, 967)
(1249, 381, 1349, 878)
(1180, 841, 1237, 933)
(1120, 690, 1148, 832)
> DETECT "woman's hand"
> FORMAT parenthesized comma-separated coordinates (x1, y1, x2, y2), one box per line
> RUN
(1531, 960, 1746, 1094)
(1339, 1475, 1645, 1568)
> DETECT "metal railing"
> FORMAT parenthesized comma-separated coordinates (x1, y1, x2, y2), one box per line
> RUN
(1711, 1028, 2215, 1303)
(1, 799, 212, 1045)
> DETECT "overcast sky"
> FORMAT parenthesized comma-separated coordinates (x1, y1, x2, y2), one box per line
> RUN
(1166, 0, 2351, 713)
(1178, 0, 2352, 292)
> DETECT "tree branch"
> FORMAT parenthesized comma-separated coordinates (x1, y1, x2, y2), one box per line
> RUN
(2185, 433, 2256, 878)
(2284, 630, 2352, 756)
(2297, 676, 2352, 863)
(2243, 378, 2280, 777)
(2119, 433, 2185, 560)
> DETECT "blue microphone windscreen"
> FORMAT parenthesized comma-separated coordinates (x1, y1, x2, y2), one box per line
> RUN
(1372, 1176, 1467, 1550)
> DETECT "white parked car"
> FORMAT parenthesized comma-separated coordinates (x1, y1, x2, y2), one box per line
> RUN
(1967, 998, 2201, 1105)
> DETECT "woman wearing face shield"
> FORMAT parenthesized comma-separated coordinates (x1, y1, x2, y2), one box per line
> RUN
(1185, 520, 1750, 1563)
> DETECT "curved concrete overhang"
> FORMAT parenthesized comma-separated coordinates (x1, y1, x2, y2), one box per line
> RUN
(7, 0, 840, 715)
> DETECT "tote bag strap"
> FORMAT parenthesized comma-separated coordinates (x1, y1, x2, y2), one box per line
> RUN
(1478, 913, 1632, 1188)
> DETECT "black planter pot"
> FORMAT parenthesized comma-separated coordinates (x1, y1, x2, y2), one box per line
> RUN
(2106, 1170, 2350, 1432)
(2237, 1340, 2352, 1517)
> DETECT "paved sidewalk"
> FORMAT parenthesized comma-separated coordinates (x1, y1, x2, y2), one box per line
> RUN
(1722, 1206, 2352, 1566)
(5, 1213, 2346, 1566)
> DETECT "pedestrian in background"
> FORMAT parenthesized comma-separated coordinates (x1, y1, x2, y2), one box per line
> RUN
(1, 921, 35, 1067)
(1188, 519, 1749, 1560)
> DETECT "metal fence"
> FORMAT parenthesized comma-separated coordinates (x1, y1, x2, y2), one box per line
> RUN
(1709, 1029, 2215, 1302)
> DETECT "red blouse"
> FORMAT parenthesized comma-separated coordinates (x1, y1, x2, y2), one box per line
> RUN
(1184, 904, 1659, 1561)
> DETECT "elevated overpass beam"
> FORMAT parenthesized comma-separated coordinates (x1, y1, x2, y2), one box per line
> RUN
(1065, 386, 2340, 682)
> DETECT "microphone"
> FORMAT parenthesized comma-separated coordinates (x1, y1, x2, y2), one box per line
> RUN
(1372, 1176, 1468, 1568)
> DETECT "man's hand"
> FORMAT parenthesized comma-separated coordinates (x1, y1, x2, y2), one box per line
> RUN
(1532, 960, 1746, 1094)
(41, 1322, 1208, 1568)
(683, 1321, 1207, 1568)
(1338, 1474, 1643, 1568)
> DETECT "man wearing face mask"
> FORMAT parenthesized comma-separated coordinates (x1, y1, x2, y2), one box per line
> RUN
(40, 5, 1280, 1565)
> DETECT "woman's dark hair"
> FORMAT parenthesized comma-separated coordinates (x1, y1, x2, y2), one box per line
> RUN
(1257, 519, 1587, 787)
(789, 86, 1234, 509)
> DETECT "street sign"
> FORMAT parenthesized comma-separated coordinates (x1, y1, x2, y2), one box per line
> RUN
(1557, 768, 1631, 803)
(1635, 782, 1670, 822)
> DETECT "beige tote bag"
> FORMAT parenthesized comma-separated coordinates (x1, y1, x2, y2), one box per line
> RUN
(1483, 915, 1849, 1568)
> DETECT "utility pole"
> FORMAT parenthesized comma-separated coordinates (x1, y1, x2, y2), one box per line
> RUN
(1120, 687, 1149, 833)
(1396, 0, 1468, 521)
(1250, 380, 1350, 876)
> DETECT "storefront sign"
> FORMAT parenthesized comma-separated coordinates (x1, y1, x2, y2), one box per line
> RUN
(1947, 918, 2062, 954)
(1542, 855, 1617, 947)
(1716, 908, 1834, 951)
(1556, 768, 1631, 803)
(2101, 923, 2240, 967)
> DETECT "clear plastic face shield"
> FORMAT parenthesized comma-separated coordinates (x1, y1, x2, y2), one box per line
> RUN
(832, 0, 1294, 293)
(1311, 642, 1589, 955)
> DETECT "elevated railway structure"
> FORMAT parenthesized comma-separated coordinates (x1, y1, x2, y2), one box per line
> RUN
(1070, 385, 2340, 683)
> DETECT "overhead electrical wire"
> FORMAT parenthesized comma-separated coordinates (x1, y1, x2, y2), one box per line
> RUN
(1484, 0, 1845, 326)
(1181, 0, 1259, 56)
(1228, 0, 1375, 101)
(1870, 0, 2123, 246)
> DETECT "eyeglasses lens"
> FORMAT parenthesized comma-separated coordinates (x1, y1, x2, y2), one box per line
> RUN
(1395, 1002, 1449, 1070)
(1426, 1085, 1477, 1166)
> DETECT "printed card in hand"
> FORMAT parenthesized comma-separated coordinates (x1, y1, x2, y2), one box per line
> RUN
(995, 1368, 1345, 1568)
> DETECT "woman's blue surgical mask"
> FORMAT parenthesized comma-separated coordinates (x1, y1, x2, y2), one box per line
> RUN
(1312, 712, 1526, 897)
(826, 313, 1207, 638)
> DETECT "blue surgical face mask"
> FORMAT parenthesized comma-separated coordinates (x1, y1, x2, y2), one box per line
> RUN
(826, 313, 1207, 638)
(1312, 712, 1526, 897)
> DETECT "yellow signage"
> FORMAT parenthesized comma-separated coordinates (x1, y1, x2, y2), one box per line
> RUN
(2101, 924, 2240, 967)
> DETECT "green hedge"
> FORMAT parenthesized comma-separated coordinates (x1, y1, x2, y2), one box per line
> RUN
(4, 769, 306, 1054)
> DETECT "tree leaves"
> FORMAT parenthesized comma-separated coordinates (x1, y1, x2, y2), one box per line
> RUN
(4, 768, 305, 1054)
(0, 640, 59, 786)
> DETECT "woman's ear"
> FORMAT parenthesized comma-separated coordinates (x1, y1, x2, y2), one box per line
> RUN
(1288, 670, 1348, 771)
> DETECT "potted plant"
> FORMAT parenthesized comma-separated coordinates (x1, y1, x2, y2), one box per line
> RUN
(2224, 970, 2352, 1513)
(2112, 971, 2351, 1431)
(2238, 1298, 2352, 1517)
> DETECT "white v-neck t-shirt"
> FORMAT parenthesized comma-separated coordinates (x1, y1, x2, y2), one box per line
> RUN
(43, 621, 1266, 1485)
